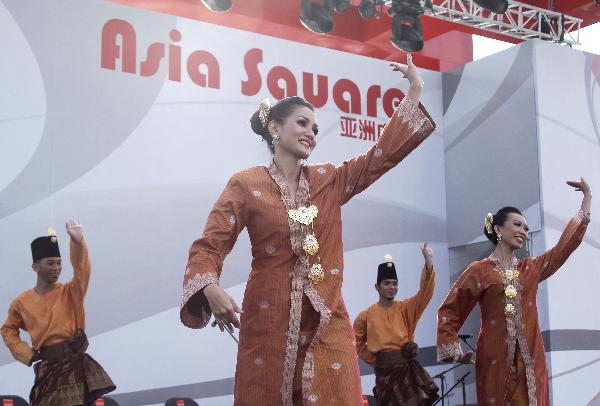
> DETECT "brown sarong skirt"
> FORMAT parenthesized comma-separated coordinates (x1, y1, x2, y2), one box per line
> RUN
(30, 331, 115, 406)
(373, 342, 439, 406)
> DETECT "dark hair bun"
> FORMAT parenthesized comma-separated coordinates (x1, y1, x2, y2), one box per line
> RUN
(250, 109, 267, 137)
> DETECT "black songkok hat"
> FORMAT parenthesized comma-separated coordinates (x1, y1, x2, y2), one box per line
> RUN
(31, 228, 61, 262)
(377, 254, 398, 284)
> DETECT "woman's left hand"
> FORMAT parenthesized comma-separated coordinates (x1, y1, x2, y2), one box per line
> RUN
(566, 177, 591, 196)
(390, 54, 423, 88)
(567, 177, 592, 215)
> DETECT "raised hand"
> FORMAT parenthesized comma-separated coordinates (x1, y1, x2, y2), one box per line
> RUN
(390, 54, 424, 88)
(566, 177, 591, 195)
(390, 54, 424, 104)
(566, 177, 592, 215)
(65, 219, 83, 243)
(421, 243, 433, 271)
(204, 284, 242, 333)
(451, 351, 475, 364)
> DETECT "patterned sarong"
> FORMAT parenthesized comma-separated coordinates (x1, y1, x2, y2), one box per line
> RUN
(374, 342, 439, 406)
(30, 331, 115, 406)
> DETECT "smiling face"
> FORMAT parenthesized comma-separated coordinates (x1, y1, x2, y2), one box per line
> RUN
(32, 257, 62, 284)
(270, 106, 318, 160)
(495, 212, 529, 250)
(376, 279, 398, 300)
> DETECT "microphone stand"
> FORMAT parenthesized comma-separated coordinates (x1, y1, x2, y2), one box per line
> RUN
(433, 371, 471, 406)
(431, 363, 461, 406)
(211, 319, 239, 343)
(460, 371, 471, 405)
(459, 336, 476, 352)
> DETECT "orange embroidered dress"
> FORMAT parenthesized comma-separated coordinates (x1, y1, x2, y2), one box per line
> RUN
(437, 210, 590, 406)
(180, 97, 436, 405)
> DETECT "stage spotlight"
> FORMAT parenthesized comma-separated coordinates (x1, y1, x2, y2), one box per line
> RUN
(200, 0, 233, 13)
(358, 0, 379, 18)
(473, 0, 508, 14)
(300, 0, 335, 33)
(389, 0, 425, 52)
(333, 0, 350, 13)
(390, 15, 424, 51)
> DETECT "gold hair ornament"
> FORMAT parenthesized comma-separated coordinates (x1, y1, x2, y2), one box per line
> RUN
(484, 213, 494, 235)
(259, 98, 271, 128)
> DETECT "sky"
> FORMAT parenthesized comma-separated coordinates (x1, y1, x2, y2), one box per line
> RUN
(472, 22, 600, 60)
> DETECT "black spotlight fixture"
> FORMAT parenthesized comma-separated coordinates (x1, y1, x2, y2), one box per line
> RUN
(300, 0, 335, 34)
(333, 0, 350, 13)
(389, 0, 425, 52)
(200, 0, 233, 13)
(473, 0, 508, 14)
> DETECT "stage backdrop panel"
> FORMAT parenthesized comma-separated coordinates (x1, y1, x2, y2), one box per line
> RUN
(533, 41, 600, 406)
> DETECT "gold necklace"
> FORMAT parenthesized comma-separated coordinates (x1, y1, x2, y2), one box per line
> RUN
(491, 253, 519, 317)
(287, 197, 324, 284)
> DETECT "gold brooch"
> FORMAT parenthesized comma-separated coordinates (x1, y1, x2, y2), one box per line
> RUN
(504, 303, 516, 317)
(500, 268, 519, 281)
(303, 234, 319, 256)
(288, 205, 318, 225)
(308, 263, 324, 284)
(504, 285, 517, 299)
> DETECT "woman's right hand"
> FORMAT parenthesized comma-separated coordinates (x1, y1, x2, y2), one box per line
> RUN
(453, 351, 475, 364)
(204, 284, 242, 332)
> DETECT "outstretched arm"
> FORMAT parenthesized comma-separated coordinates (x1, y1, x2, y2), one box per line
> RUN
(335, 56, 436, 205)
(402, 244, 436, 338)
(437, 265, 480, 364)
(65, 219, 91, 297)
(533, 178, 592, 282)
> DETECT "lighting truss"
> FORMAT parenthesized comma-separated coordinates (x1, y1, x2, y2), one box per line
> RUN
(383, 0, 582, 45)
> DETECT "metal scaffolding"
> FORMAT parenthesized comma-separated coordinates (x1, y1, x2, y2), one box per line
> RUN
(383, 0, 583, 45)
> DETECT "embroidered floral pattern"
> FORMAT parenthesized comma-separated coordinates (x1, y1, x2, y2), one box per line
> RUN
(252, 190, 262, 197)
(374, 148, 383, 158)
(317, 167, 326, 175)
(181, 272, 218, 308)
(437, 341, 462, 362)
(268, 162, 316, 406)
(180, 272, 219, 328)
(574, 208, 591, 224)
(489, 254, 537, 406)
(395, 96, 431, 139)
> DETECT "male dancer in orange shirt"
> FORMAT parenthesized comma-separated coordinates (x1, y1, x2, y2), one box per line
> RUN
(354, 245, 439, 405)
(1, 220, 115, 405)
